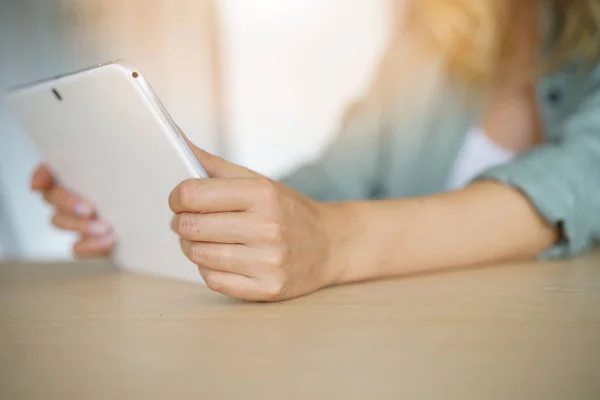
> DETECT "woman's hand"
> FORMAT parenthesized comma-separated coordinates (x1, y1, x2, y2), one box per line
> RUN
(169, 146, 352, 302)
(31, 165, 116, 258)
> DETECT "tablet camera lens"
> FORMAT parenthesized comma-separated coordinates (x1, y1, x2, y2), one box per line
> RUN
(51, 88, 62, 101)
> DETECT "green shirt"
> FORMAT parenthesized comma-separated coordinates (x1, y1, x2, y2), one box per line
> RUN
(281, 48, 600, 259)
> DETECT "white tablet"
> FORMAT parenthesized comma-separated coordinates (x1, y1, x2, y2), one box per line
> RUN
(5, 60, 207, 283)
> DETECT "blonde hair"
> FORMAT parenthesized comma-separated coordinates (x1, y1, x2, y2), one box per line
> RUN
(402, 0, 600, 89)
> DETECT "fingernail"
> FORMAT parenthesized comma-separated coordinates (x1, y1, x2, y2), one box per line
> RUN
(74, 203, 94, 217)
(88, 221, 112, 236)
(98, 233, 116, 248)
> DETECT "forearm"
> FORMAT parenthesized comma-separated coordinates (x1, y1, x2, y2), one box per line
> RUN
(330, 181, 560, 284)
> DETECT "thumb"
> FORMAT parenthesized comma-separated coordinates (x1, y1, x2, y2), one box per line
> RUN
(190, 143, 258, 179)
(178, 127, 258, 178)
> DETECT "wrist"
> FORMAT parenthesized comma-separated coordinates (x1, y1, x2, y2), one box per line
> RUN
(321, 200, 401, 285)
(322, 195, 459, 284)
(319, 201, 364, 286)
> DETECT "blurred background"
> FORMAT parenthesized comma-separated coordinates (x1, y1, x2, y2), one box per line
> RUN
(0, 0, 396, 261)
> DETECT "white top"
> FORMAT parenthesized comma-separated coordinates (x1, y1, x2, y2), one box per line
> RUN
(446, 127, 516, 191)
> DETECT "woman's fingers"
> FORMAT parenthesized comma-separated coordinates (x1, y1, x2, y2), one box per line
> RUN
(32, 164, 96, 216)
(180, 240, 263, 277)
(32, 164, 113, 259)
(31, 164, 55, 191)
(171, 212, 274, 245)
(52, 211, 112, 236)
(43, 186, 95, 217)
(181, 240, 287, 301)
(177, 131, 258, 179)
(169, 177, 274, 214)
(198, 267, 280, 302)
(73, 234, 116, 258)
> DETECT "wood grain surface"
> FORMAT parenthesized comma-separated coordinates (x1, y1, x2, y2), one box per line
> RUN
(1, 252, 599, 399)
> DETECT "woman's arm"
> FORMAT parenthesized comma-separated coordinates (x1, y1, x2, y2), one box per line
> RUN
(168, 152, 562, 302)
(330, 65, 600, 283)
(329, 181, 560, 284)
(168, 65, 600, 302)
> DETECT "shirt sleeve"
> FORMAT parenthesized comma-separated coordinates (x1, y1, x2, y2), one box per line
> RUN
(280, 37, 438, 201)
(478, 76, 600, 259)
(279, 95, 384, 201)
(278, 51, 399, 202)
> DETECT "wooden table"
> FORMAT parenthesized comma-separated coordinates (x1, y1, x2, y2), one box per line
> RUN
(1, 253, 599, 400)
